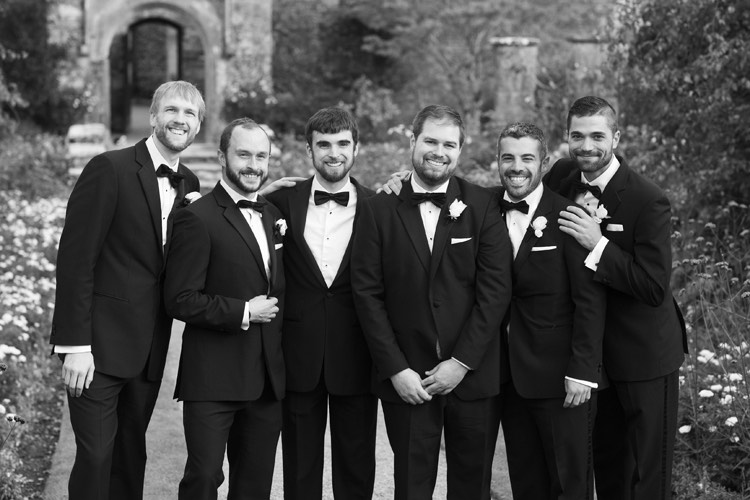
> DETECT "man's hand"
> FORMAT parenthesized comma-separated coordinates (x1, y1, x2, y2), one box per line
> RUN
(259, 177, 306, 196)
(421, 359, 469, 396)
(377, 170, 411, 195)
(563, 379, 592, 408)
(391, 368, 432, 405)
(248, 295, 279, 323)
(558, 206, 603, 251)
(62, 352, 95, 397)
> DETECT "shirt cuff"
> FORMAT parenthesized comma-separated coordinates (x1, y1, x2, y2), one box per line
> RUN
(53, 345, 92, 354)
(451, 357, 472, 371)
(584, 236, 609, 272)
(565, 376, 598, 389)
(242, 302, 251, 330)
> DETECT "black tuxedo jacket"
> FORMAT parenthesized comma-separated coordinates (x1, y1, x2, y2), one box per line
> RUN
(265, 177, 375, 395)
(547, 157, 687, 381)
(164, 182, 286, 401)
(51, 138, 200, 381)
(499, 186, 607, 398)
(351, 176, 512, 403)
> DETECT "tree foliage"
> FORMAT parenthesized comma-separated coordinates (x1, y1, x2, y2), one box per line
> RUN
(611, 0, 750, 211)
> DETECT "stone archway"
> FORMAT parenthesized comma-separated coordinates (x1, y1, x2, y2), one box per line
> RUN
(85, 0, 223, 141)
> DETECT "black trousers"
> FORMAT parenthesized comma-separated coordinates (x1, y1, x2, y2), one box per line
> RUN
(381, 393, 501, 500)
(282, 379, 378, 499)
(67, 368, 161, 500)
(502, 382, 596, 500)
(593, 370, 679, 500)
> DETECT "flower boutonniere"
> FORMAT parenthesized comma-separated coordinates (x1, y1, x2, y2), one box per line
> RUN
(182, 191, 202, 206)
(274, 218, 288, 238)
(590, 204, 610, 225)
(447, 199, 467, 221)
(530, 216, 547, 238)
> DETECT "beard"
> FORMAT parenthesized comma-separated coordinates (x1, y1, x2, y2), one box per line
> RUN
(225, 165, 267, 194)
(411, 152, 456, 187)
(312, 153, 354, 184)
(572, 148, 614, 175)
(154, 121, 196, 153)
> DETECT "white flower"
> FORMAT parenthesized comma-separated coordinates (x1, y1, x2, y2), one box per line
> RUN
(698, 389, 714, 398)
(447, 199, 467, 221)
(591, 204, 610, 224)
(710, 384, 723, 392)
(530, 216, 547, 238)
(678, 425, 691, 434)
(728, 373, 743, 382)
(275, 219, 287, 237)
(183, 191, 201, 206)
(0, 404, 5, 415)
(721, 394, 735, 405)
(730, 435, 740, 443)
(725, 416, 739, 427)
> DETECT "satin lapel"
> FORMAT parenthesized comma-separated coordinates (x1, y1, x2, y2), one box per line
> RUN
(599, 157, 628, 216)
(557, 166, 581, 202)
(428, 178, 459, 282)
(331, 177, 366, 285)
(396, 182, 431, 273)
(215, 184, 268, 284)
(164, 163, 189, 260)
(291, 178, 327, 288)
(260, 194, 277, 289)
(512, 187, 555, 275)
(135, 141, 164, 250)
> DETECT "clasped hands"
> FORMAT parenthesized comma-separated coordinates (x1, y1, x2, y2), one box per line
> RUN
(390, 359, 469, 405)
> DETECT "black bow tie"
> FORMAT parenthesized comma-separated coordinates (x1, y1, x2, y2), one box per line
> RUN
(314, 190, 350, 206)
(499, 199, 529, 214)
(237, 199, 266, 213)
(411, 192, 447, 208)
(156, 164, 185, 188)
(572, 180, 602, 199)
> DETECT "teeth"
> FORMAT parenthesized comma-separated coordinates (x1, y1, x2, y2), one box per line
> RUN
(326, 162, 343, 167)
(426, 159, 445, 167)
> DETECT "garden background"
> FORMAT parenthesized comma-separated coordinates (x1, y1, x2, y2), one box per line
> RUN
(1, 0, 749, 498)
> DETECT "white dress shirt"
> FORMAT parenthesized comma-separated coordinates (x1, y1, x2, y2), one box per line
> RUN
(304, 176, 357, 287)
(55, 135, 181, 354)
(220, 180, 271, 330)
(411, 174, 449, 252)
(576, 156, 620, 272)
(503, 183, 544, 258)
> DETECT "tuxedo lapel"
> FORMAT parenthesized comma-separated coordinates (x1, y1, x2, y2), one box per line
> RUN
(288, 178, 328, 288)
(428, 178, 459, 282)
(396, 182, 431, 273)
(331, 177, 367, 286)
(512, 187, 555, 275)
(557, 166, 580, 202)
(599, 156, 628, 216)
(164, 162, 191, 260)
(259, 194, 278, 289)
(214, 184, 268, 284)
(135, 142, 164, 250)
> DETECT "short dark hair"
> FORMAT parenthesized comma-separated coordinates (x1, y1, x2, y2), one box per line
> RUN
(496, 122, 548, 160)
(566, 96, 618, 134)
(219, 118, 269, 155)
(305, 107, 359, 146)
(411, 105, 466, 147)
(150, 80, 206, 122)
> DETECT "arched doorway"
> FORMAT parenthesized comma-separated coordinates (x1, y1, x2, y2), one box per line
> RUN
(109, 19, 206, 141)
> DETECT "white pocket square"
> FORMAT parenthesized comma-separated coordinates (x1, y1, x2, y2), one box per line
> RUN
(274, 243, 284, 250)
(606, 224, 624, 232)
(531, 245, 557, 252)
(451, 237, 472, 244)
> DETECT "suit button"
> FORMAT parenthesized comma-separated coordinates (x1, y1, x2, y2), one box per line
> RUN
(326, 292, 334, 298)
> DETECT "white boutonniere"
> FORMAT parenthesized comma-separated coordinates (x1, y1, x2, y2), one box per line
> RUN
(530, 216, 547, 238)
(274, 218, 288, 237)
(182, 191, 201, 206)
(447, 199, 467, 221)
(590, 204, 610, 224)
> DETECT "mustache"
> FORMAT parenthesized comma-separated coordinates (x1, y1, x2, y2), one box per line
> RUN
(424, 153, 449, 163)
(239, 168, 265, 176)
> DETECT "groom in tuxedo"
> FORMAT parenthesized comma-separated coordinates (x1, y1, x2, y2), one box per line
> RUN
(50, 81, 202, 499)
(164, 118, 286, 499)
(548, 96, 687, 499)
(496, 122, 606, 500)
(352, 105, 512, 500)
(264, 107, 378, 499)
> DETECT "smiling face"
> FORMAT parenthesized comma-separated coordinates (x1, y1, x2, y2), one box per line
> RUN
(308, 129, 358, 187)
(410, 118, 462, 188)
(567, 113, 620, 181)
(497, 136, 549, 201)
(219, 126, 270, 195)
(149, 93, 201, 154)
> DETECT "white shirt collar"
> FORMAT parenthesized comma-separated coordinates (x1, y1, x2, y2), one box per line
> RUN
(504, 182, 544, 218)
(311, 176, 355, 197)
(410, 173, 450, 194)
(220, 179, 259, 203)
(146, 135, 178, 172)
(581, 155, 620, 192)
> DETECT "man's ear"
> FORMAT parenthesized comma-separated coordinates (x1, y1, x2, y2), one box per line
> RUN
(540, 156, 551, 175)
(613, 130, 621, 150)
(306, 143, 313, 159)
